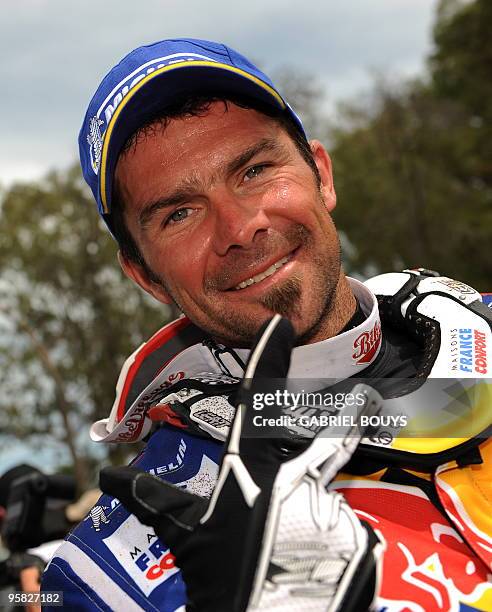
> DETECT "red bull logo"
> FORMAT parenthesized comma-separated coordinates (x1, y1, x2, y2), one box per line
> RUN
(334, 482, 492, 611)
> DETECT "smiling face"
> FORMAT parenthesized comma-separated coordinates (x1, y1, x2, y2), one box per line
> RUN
(115, 102, 350, 346)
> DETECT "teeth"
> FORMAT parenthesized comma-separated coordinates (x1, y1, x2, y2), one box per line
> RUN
(235, 256, 290, 290)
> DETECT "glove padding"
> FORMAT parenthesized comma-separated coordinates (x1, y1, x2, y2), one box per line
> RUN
(101, 315, 382, 611)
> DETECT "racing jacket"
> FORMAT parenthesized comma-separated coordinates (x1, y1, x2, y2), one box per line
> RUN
(42, 273, 492, 611)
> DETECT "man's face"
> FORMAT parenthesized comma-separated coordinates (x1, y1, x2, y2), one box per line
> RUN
(115, 102, 341, 346)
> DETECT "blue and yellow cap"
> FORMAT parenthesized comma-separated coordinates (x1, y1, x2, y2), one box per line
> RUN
(79, 38, 306, 228)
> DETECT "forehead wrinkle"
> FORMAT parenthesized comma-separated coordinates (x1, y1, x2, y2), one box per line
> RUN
(136, 135, 288, 230)
(136, 168, 217, 230)
(168, 152, 222, 196)
(226, 138, 285, 177)
(183, 136, 285, 192)
(166, 136, 282, 192)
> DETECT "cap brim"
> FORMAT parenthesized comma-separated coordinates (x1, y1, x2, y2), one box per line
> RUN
(99, 61, 295, 215)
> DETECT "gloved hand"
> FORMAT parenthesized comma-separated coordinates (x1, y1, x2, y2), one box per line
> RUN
(101, 315, 382, 611)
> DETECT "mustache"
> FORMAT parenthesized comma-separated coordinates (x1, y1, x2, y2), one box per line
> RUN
(205, 224, 310, 291)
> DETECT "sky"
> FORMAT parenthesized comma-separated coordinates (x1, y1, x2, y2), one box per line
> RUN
(0, 0, 440, 189)
(0, 0, 440, 473)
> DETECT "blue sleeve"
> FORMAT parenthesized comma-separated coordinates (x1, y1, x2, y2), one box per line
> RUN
(42, 558, 114, 611)
(41, 427, 222, 612)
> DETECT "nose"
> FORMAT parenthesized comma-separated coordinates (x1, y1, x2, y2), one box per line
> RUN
(211, 189, 271, 256)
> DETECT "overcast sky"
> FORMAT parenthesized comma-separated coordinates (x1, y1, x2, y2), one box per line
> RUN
(0, 0, 440, 188)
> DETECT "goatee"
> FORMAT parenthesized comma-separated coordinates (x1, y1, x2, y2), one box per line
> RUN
(259, 275, 302, 319)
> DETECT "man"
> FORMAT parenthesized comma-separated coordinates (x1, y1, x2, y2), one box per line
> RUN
(42, 38, 492, 610)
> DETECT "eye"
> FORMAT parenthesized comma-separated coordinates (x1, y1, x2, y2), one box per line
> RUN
(166, 208, 192, 225)
(243, 164, 267, 182)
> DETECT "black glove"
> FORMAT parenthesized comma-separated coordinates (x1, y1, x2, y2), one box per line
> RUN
(101, 315, 382, 611)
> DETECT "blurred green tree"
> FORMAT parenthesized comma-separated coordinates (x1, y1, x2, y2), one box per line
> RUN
(330, 0, 491, 290)
(0, 166, 172, 489)
(431, 0, 492, 188)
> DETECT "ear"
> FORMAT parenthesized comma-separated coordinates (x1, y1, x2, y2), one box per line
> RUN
(117, 251, 173, 305)
(310, 140, 336, 212)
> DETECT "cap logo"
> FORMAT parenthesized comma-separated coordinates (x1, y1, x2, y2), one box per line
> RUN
(97, 53, 218, 128)
(87, 116, 104, 174)
(87, 53, 219, 179)
(98, 60, 285, 213)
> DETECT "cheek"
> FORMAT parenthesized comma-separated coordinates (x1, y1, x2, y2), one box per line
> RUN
(266, 180, 310, 217)
(151, 237, 210, 293)
(274, 181, 292, 203)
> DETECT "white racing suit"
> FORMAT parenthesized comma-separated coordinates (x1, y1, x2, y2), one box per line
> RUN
(42, 272, 492, 611)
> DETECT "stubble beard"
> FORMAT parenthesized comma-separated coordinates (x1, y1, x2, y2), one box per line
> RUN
(162, 247, 340, 349)
(206, 245, 340, 347)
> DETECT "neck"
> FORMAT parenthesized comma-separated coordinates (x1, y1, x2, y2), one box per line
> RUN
(299, 272, 357, 345)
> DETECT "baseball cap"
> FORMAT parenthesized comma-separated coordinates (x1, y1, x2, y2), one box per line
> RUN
(79, 37, 306, 228)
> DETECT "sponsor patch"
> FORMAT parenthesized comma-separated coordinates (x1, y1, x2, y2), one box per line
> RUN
(449, 328, 488, 375)
(353, 321, 381, 365)
(87, 116, 104, 174)
(87, 505, 110, 531)
(435, 278, 477, 298)
(417, 276, 481, 304)
(456, 328, 487, 375)
(114, 379, 183, 442)
(193, 409, 230, 429)
(103, 514, 178, 595)
(148, 438, 187, 476)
